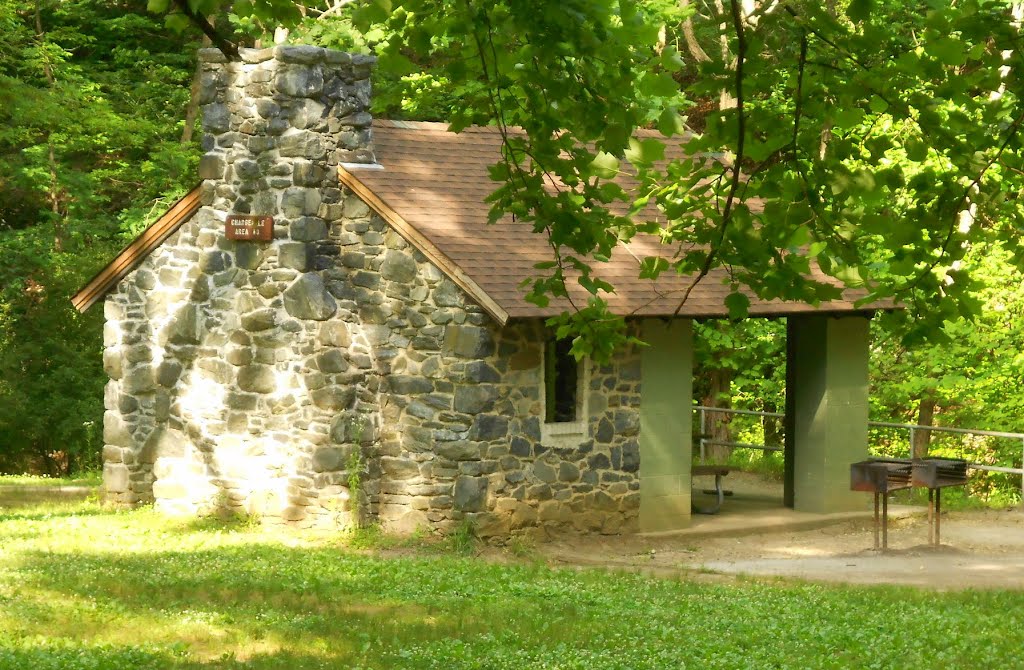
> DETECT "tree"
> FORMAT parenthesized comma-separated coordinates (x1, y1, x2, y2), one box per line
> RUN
(871, 243, 1024, 466)
(0, 0, 201, 473)
(148, 0, 1024, 362)
(693, 318, 786, 462)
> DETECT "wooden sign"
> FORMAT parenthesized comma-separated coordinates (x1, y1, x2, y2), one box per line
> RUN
(226, 215, 274, 241)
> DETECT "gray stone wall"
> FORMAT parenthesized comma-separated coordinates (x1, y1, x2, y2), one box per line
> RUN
(375, 303, 642, 538)
(101, 45, 642, 537)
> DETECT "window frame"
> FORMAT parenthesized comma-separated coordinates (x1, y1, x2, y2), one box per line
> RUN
(539, 336, 590, 447)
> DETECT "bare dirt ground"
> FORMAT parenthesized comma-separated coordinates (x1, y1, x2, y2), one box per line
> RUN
(537, 473, 1024, 590)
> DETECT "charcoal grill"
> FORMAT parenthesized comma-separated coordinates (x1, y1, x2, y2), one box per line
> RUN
(850, 459, 913, 550)
(850, 457, 969, 550)
(912, 458, 969, 545)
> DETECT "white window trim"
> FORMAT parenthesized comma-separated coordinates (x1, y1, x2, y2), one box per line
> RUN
(539, 341, 590, 448)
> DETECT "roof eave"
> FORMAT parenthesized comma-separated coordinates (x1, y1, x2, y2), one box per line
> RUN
(70, 186, 203, 313)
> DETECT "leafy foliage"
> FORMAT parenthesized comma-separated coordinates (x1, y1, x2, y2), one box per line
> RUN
(182, 0, 1024, 360)
(5, 0, 1024, 490)
(0, 0, 201, 473)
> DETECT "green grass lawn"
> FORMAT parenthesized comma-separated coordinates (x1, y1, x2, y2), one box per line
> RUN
(0, 501, 1021, 669)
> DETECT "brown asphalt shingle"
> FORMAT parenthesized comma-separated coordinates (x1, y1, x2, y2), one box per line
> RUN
(74, 120, 888, 321)
(342, 120, 881, 323)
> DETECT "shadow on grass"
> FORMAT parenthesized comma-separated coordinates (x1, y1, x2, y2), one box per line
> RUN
(4, 541, 542, 668)
(6, 533, 1024, 669)
(0, 641, 378, 670)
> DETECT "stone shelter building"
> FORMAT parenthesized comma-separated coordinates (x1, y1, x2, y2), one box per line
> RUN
(73, 46, 883, 538)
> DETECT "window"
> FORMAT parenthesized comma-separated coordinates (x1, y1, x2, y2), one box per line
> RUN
(545, 336, 580, 423)
(540, 335, 588, 447)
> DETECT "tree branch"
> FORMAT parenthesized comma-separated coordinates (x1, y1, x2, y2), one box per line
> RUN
(172, 0, 239, 60)
(680, 0, 712, 62)
(673, 0, 748, 317)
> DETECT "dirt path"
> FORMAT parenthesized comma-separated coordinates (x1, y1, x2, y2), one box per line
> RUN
(538, 508, 1024, 590)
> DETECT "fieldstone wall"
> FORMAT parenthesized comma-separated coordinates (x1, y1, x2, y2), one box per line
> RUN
(102, 45, 378, 525)
(376, 310, 642, 538)
(101, 45, 643, 537)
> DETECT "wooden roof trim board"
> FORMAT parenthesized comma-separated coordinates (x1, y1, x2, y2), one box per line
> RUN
(71, 186, 202, 313)
(337, 164, 512, 326)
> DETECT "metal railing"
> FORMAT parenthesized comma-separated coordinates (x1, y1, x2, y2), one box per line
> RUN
(696, 406, 784, 459)
(694, 405, 1024, 499)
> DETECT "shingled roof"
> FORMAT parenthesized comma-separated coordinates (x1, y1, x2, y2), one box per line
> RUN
(75, 119, 885, 322)
(341, 120, 880, 324)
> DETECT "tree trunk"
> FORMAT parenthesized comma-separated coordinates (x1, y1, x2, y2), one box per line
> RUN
(714, 0, 737, 110)
(701, 367, 734, 462)
(181, 34, 212, 144)
(762, 398, 782, 451)
(912, 396, 936, 459)
(35, 0, 64, 251)
(180, 63, 203, 145)
(679, 0, 711, 63)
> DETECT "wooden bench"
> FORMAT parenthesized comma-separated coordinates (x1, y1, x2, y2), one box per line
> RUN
(691, 465, 740, 515)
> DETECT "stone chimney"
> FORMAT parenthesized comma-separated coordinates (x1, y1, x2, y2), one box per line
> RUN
(196, 45, 376, 225)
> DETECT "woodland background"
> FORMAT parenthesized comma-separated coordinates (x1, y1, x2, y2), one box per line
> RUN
(1, 0, 1022, 501)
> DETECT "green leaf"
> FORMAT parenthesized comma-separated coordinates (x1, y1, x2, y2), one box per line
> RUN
(905, 138, 928, 162)
(377, 50, 417, 76)
(658, 108, 684, 137)
(639, 72, 679, 98)
(638, 256, 669, 279)
(832, 106, 865, 128)
(164, 13, 189, 31)
(927, 37, 967, 66)
(661, 45, 685, 71)
(603, 123, 630, 152)
(847, 0, 873, 22)
(725, 291, 750, 320)
(624, 138, 665, 166)
(589, 152, 620, 179)
(786, 226, 811, 249)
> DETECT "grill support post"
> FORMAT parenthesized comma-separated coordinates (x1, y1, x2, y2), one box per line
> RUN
(871, 492, 892, 550)
(699, 407, 707, 462)
(873, 493, 880, 550)
(928, 489, 934, 545)
(934, 488, 941, 546)
(882, 493, 889, 549)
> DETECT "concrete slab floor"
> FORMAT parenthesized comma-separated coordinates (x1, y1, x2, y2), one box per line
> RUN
(638, 494, 925, 542)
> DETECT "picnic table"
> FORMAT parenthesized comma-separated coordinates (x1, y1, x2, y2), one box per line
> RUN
(691, 465, 739, 515)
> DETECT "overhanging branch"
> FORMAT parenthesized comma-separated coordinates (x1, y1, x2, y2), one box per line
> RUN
(172, 0, 239, 60)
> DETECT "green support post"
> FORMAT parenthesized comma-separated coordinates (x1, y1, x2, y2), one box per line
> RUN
(784, 315, 871, 513)
(639, 318, 693, 531)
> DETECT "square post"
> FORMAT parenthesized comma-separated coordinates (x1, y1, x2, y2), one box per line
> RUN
(638, 318, 693, 531)
(785, 315, 871, 513)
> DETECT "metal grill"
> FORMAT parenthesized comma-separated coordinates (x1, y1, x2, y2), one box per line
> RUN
(850, 458, 969, 550)
(911, 458, 969, 489)
(850, 458, 912, 494)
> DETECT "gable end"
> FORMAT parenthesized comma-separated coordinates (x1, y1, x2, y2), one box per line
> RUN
(338, 165, 510, 326)
(71, 186, 202, 313)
